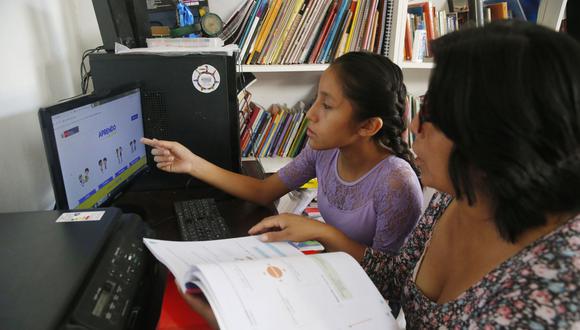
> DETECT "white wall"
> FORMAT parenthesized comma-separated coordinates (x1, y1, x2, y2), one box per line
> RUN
(0, 0, 101, 212)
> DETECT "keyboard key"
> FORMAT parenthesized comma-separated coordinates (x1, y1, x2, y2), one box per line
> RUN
(174, 198, 232, 241)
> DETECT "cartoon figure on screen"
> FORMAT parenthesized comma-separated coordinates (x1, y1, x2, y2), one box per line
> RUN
(98, 159, 104, 172)
(79, 174, 84, 187)
(130, 139, 137, 152)
(116, 147, 123, 164)
(103, 157, 107, 170)
(83, 168, 89, 183)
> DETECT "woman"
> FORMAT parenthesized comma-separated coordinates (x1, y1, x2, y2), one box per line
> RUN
(249, 21, 580, 327)
(142, 51, 423, 254)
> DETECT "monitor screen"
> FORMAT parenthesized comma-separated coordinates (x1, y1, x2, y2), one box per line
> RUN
(39, 87, 148, 209)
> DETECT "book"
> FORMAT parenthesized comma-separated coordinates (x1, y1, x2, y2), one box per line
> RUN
(239, 1, 268, 63)
(221, 0, 255, 44)
(258, 110, 282, 156)
(282, 111, 305, 156)
(237, 0, 262, 55)
(265, 0, 295, 63)
(319, 0, 351, 62)
(373, 0, 386, 53)
(278, 104, 304, 156)
(408, 1, 435, 56)
(273, 112, 294, 155)
(257, 156, 293, 173)
(276, 188, 317, 214)
(368, 2, 380, 51)
(279, 0, 314, 64)
(244, 107, 269, 156)
(248, 0, 284, 64)
(257, 0, 291, 64)
(298, 1, 334, 63)
(265, 110, 289, 156)
(335, 1, 357, 58)
(404, 14, 413, 60)
(381, 0, 395, 56)
(485, 1, 509, 20)
(271, 0, 305, 64)
(345, 0, 363, 51)
(254, 112, 276, 156)
(350, 0, 368, 51)
(143, 236, 398, 329)
(288, 117, 309, 157)
(277, 0, 310, 64)
(360, 0, 377, 51)
(325, 0, 354, 62)
(308, 2, 338, 63)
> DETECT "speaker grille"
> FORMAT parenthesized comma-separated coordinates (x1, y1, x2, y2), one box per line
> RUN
(142, 90, 168, 140)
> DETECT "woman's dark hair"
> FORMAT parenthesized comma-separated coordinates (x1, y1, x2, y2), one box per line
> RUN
(330, 51, 420, 178)
(427, 21, 580, 242)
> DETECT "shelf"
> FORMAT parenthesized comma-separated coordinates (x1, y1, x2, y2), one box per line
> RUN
(400, 60, 435, 69)
(238, 64, 329, 73)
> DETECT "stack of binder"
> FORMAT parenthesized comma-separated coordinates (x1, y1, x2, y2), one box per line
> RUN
(238, 94, 310, 158)
(220, 0, 396, 64)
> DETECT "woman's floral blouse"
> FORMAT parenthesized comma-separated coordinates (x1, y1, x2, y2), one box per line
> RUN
(362, 192, 580, 329)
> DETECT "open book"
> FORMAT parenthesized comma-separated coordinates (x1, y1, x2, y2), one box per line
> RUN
(144, 236, 398, 330)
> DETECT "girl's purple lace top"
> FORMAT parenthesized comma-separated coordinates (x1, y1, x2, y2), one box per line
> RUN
(278, 145, 423, 253)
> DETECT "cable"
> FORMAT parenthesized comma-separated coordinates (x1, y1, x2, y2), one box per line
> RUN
(80, 45, 104, 94)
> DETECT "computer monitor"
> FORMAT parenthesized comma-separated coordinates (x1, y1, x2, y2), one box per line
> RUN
(39, 87, 148, 209)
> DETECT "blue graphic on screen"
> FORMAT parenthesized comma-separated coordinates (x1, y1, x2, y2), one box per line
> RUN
(50, 89, 147, 209)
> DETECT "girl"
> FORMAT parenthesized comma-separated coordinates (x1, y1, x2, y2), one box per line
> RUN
(142, 51, 422, 253)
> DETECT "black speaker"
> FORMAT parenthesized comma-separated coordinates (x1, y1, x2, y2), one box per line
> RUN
(125, 0, 151, 48)
(92, 0, 138, 51)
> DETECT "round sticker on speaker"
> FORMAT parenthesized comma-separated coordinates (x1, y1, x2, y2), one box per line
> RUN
(192, 64, 220, 93)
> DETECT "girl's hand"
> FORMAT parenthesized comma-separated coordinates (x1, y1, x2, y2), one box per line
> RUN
(141, 138, 201, 176)
(248, 213, 330, 243)
(176, 285, 219, 329)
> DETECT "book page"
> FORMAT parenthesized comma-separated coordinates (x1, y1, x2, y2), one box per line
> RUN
(195, 252, 398, 330)
(143, 236, 303, 291)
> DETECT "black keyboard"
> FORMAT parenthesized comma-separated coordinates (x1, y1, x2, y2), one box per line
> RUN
(174, 198, 232, 241)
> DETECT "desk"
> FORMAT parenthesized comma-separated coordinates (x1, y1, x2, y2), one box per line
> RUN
(112, 160, 274, 329)
(114, 160, 272, 240)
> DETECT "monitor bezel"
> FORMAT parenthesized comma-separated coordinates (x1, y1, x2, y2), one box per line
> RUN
(39, 85, 149, 210)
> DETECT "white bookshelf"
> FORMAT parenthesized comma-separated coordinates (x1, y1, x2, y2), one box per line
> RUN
(213, 0, 568, 106)
(400, 60, 435, 69)
(239, 64, 329, 73)
(393, 0, 569, 71)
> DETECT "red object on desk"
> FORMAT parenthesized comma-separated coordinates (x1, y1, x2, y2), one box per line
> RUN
(156, 274, 212, 330)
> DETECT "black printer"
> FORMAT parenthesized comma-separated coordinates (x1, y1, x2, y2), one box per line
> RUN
(0, 208, 157, 330)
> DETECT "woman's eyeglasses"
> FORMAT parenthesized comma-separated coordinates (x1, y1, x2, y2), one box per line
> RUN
(417, 96, 430, 133)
